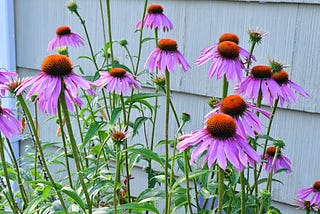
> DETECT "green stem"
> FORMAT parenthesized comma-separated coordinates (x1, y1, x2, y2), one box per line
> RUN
(102, 89, 111, 120)
(0, 136, 20, 214)
(167, 122, 186, 212)
(58, 87, 91, 214)
(124, 46, 136, 72)
(113, 143, 121, 214)
(75, 105, 89, 168)
(148, 28, 159, 188)
(257, 98, 279, 179)
(93, 136, 110, 181)
(240, 172, 246, 214)
(120, 95, 131, 203)
(222, 75, 229, 99)
(164, 70, 170, 214)
(57, 103, 73, 188)
(5, 138, 28, 207)
(74, 11, 99, 70)
(217, 75, 228, 214)
(253, 88, 263, 208)
(33, 103, 38, 183)
(218, 166, 224, 214)
(99, 0, 107, 43)
(246, 41, 256, 70)
(134, 0, 149, 75)
(258, 199, 265, 214)
(306, 209, 310, 214)
(17, 95, 68, 213)
(266, 147, 279, 192)
(184, 150, 194, 214)
(105, 0, 114, 62)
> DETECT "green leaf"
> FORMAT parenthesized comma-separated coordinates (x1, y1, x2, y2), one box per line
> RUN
(77, 55, 93, 62)
(125, 93, 161, 104)
(257, 134, 276, 141)
(83, 121, 105, 147)
(110, 107, 122, 124)
(142, 37, 155, 44)
(43, 185, 52, 200)
(257, 178, 284, 185)
(24, 196, 44, 214)
(132, 116, 149, 136)
(61, 186, 86, 212)
(172, 169, 208, 191)
(126, 147, 165, 168)
(117, 202, 159, 214)
(136, 188, 165, 203)
(274, 168, 290, 174)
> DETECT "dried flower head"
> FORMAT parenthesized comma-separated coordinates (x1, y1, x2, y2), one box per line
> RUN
(248, 27, 268, 44)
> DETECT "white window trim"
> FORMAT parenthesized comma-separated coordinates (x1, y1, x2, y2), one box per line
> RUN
(0, 1, 22, 161)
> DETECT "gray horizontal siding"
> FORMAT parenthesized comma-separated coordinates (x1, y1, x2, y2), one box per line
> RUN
(15, 0, 320, 213)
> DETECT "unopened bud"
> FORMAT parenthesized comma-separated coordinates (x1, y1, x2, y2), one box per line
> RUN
(57, 46, 69, 56)
(207, 97, 221, 109)
(181, 112, 191, 123)
(67, 1, 78, 13)
(260, 189, 271, 200)
(119, 39, 128, 47)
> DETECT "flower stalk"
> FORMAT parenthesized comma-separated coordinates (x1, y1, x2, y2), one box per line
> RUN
(164, 69, 170, 214)
(58, 84, 92, 214)
(17, 95, 68, 213)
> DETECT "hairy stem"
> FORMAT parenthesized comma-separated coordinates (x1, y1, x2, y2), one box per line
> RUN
(59, 87, 91, 214)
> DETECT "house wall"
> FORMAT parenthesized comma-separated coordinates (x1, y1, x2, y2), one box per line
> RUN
(14, 0, 320, 213)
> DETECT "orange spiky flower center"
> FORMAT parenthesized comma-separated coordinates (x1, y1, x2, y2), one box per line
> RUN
(304, 200, 311, 208)
(221, 95, 247, 117)
(7, 80, 21, 93)
(251, 65, 272, 78)
(42, 55, 72, 77)
(56, 26, 71, 36)
(206, 113, 236, 139)
(112, 131, 126, 142)
(272, 70, 289, 85)
(219, 33, 239, 44)
(109, 68, 126, 78)
(313, 181, 320, 192)
(218, 41, 240, 59)
(266, 146, 281, 157)
(158, 38, 177, 52)
(147, 4, 163, 14)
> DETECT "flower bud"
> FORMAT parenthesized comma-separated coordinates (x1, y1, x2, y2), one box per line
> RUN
(181, 112, 191, 123)
(67, 1, 78, 13)
(153, 76, 166, 87)
(57, 46, 69, 56)
(274, 139, 285, 149)
(119, 39, 128, 47)
(207, 97, 221, 109)
(259, 189, 271, 200)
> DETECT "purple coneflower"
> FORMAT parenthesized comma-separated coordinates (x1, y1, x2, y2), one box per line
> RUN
(0, 71, 18, 96)
(94, 68, 141, 95)
(262, 146, 291, 174)
(16, 55, 91, 115)
(297, 181, 320, 206)
(0, 106, 21, 139)
(196, 33, 253, 82)
(47, 26, 84, 51)
(177, 113, 261, 171)
(205, 94, 270, 138)
(237, 65, 283, 106)
(136, 4, 173, 32)
(294, 199, 319, 211)
(272, 70, 309, 106)
(145, 38, 190, 73)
